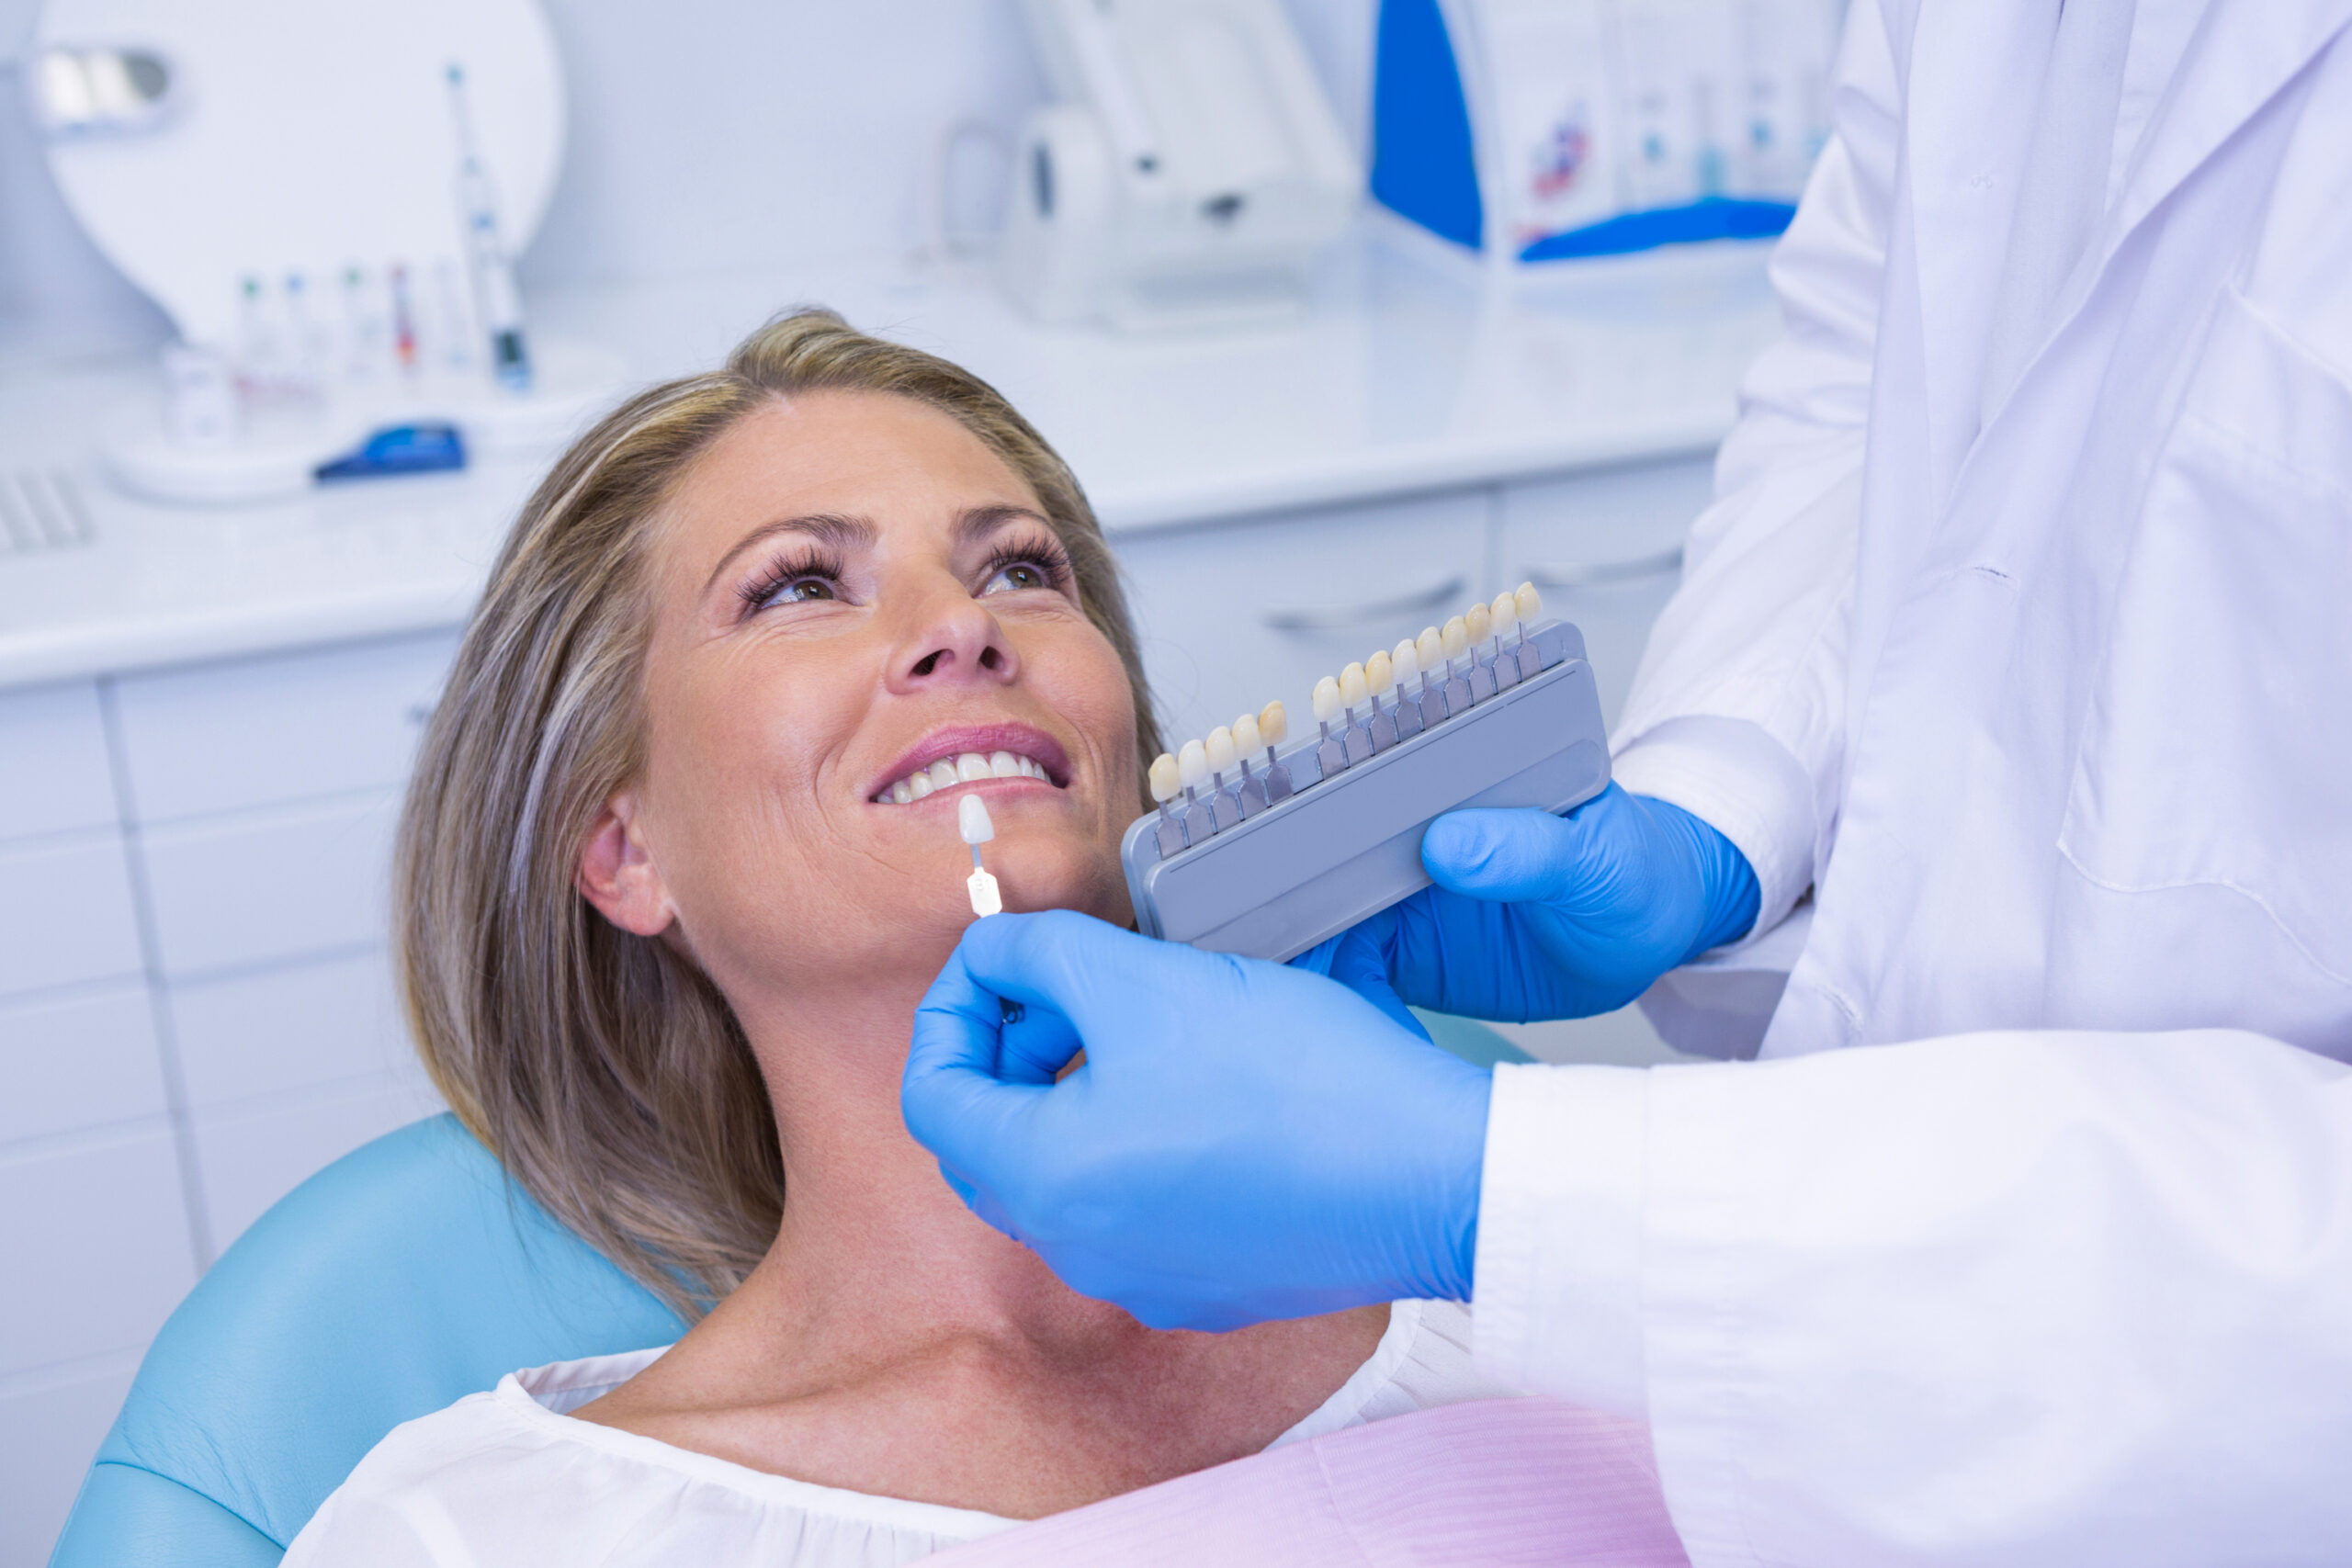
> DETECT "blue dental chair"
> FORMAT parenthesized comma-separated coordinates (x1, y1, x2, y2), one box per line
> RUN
(46, 1018, 1526, 1565)
(45, 1114, 686, 1567)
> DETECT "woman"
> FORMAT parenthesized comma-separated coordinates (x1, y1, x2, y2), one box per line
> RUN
(285, 311, 1511, 1563)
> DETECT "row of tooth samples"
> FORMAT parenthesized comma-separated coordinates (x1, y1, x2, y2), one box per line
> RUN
(876, 750, 1050, 805)
(1309, 583, 1547, 778)
(1146, 702, 1297, 855)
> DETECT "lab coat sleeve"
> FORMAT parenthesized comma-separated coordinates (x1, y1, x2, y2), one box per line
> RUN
(1474, 1038, 2352, 1568)
(1609, 0, 1904, 939)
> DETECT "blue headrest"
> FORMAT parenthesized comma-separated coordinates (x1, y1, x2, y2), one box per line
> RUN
(49, 1114, 685, 1565)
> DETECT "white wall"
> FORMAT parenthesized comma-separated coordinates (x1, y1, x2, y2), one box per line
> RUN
(0, 0, 1376, 357)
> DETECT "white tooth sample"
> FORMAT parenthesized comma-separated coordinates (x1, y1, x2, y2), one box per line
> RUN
(1366, 649, 1395, 697)
(960, 795, 1002, 917)
(1416, 627, 1445, 671)
(1206, 726, 1237, 773)
(1149, 752, 1181, 802)
(1178, 738, 1210, 788)
(1233, 712, 1262, 753)
(956, 752, 992, 783)
(989, 750, 1022, 778)
(1339, 662, 1369, 709)
(891, 778, 914, 805)
(1464, 602, 1492, 645)
(1516, 581, 1543, 620)
(927, 759, 959, 791)
(1441, 616, 1470, 660)
(1393, 637, 1420, 684)
(1259, 700, 1289, 746)
(1490, 591, 1520, 637)
(908, 771, 936, 800)
(958, 792, 995, 843)
(1312, 676, 1341, 724)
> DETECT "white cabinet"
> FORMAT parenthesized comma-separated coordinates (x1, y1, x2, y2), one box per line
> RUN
(0, 834, 143, 998)
(0, 1362, 140, 1568)
(0, 681, 117, 840)
(0, 1130, 194, 1378)
(191, 1074, 441, 1254)
(0, 986, 166, 1145)
(1498, 457, 1714, 726)
(1114, 489, 1492, 750)
(171, 949, 422, 1111)
(140, 793, 401, 980)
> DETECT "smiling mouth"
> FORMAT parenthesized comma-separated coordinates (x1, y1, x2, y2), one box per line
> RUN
(874, 749, 1059, 806)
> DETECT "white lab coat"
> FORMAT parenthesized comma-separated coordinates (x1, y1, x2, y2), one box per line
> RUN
(1470, 2, 2352, 1563)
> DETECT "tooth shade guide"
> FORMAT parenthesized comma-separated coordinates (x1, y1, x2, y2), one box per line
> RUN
(1148, 752, 1182, 802)
(1258, 700, 1289, 746)
(1464, 602, 1492, 646)
(967, 865, 1002, 918)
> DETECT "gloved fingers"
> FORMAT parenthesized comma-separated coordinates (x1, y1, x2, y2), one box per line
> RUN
(903, 942, 1059, 1180)
(948, 908, 1248, 1066)
(1420, 788, 1637, 905)
(1317, 919, 1431, 1042)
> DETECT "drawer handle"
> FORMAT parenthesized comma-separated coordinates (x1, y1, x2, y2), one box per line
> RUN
(1261, 576, 1467, 634)
(1521, 547, 1685, 590)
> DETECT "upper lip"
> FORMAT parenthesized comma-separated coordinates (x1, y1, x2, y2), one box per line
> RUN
(867, 721, 1074, 801)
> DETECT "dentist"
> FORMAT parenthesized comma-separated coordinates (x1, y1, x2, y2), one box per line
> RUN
(906, 3, 2352, 1563)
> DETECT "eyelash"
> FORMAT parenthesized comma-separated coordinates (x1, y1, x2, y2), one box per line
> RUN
(736, 533, 1075, 615)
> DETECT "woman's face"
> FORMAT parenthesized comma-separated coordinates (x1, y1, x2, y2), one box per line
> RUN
(582, 390, 1140, 1005)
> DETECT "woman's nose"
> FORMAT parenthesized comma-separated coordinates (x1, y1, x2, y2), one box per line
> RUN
(887, 581, 1019, 694)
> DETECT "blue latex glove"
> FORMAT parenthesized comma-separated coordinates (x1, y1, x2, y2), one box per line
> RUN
(1297, 784, 1759, 1025)
(903, 909, 1490, 1331)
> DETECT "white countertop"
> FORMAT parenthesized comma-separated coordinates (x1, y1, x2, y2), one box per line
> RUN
(0, 231, 1781, 689)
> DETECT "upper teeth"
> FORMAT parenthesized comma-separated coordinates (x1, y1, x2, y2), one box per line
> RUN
(876, 750, 1053, 804)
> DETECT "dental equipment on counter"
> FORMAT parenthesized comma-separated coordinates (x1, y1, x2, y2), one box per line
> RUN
(999, 0, 1360, 332)
(31, 0, 619, 503)
(1373, 0, 1843, 265)
(1125, 585, 1611, 963)
(962, 795, 1004, 919)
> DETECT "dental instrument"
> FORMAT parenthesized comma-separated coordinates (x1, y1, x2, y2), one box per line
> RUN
(1258, 701, 1295, 804)
(1148, 752, 1188, 855)
(447, 62, 533, 392)
(1412, 627, 1448, 728)
(1388, 638, 1426, 740)
(1487, 591, 1522, 691)
(961, 793, 1002, 918)
(1512, 582, 1545, 679)
(1204, 727, 1243, 830)
(1121, 599, 1609, 963)
(1364, 650, 1400, 751)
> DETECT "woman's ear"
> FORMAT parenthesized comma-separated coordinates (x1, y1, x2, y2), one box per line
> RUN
(577, 792, 677, 937)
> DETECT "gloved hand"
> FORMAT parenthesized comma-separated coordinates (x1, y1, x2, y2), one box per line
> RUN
(1295, 784, 1758, 1024)
(903, 909, 1490, 1332)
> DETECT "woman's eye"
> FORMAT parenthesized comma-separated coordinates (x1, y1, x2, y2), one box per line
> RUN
(982, 560, 1053, 594)
(763, 577, 837, 607)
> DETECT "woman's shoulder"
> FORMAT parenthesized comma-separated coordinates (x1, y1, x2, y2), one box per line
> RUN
(284, 1348, 1020, 1567)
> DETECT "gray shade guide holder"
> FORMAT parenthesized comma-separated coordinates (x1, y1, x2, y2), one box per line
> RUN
(1122, 620, 1610, 964)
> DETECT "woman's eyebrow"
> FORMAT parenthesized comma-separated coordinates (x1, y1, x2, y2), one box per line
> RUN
(700, 513, 876, 597)
(955, 503, 1054, 547)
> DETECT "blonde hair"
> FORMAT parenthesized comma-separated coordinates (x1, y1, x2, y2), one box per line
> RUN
(393, 310, 1161, 1319)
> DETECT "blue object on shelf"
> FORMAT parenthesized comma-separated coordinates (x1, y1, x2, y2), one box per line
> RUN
(1371, 0, 1484, 252)
(1516, 196, 1797, 263)
(313, 423, 467, 482)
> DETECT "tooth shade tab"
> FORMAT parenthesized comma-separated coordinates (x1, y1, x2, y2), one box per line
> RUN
(958, 792, 996, 844)
(1312, 677, 1341, 723)
(1392, 638, 1419, 683)
(1178, 739, 1210, 787)
(1339, 663, 1369, 708)
(1515, 581, 1542, 621)
(1366, 649, 1395, 695)
(1259, 700, 1289, 745)
(989, 750, 1023, 778)
(1490, 591, 1520, 635)
(1464, 603, 1491, 644)
(1207, 728, 1238, 772)
(927, 759, 959, 791)
(1233, 713, 1262, 753)
(1148, 752, 1181, 802)
(1416, 627, 1444, 669)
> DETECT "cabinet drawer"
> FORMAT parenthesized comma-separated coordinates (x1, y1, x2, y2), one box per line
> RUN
(1499, 459, 1715, 726)
(0, 1362, 140, 1567)
(0, 833, 143, 998)
(0, 679, 117, 844)
(171, 947, 423, 1111)
(0, 984, 166, 1144)
(141, 793, 400, 980)
(1114, 490, 1493, 752)
(192, 1075, 441, 1253)
(112, 629, 459, 824)
(0, 1129, 194, 1377)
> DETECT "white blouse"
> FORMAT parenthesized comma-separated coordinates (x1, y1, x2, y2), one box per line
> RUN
(284, 1301, 1513, 1567)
